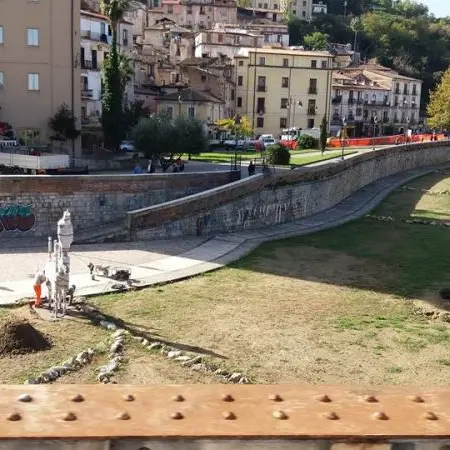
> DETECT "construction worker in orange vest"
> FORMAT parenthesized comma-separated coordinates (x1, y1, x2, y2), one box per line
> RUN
(33, 269, 47, 307)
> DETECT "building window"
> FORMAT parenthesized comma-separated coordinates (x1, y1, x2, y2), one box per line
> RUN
(259, 57, 265, 66)
(258, 2, 262, 7)
(274, 3, 278, 8)
(280, 98, 288, 109)
(27, 28, 39, 46)
(356, 108, 362, 116)
(321, 60, 327, 69)
(264, 3, 268, 8)
(188, 106, 195, 118)
(308, 78, 317, 94)
(281, 77, 289, 88)
(0, 26, 3, 44)
(257, 97, 265, 113)
(231, 89, 235, 101)
(282, 58, 289, 67)
(307, 118, 314, 128)
(166, 106, 173, 119)
(302, 0, 306, 5)
(256, 117, 264, 128)
(27, 73, 39, 91)
(292, 10, 296, 14)
(200, 5, 205, 14)
(302, 11, 306, 17)
(0, 71, 4, 88)
(237, 75, 243, 86)
(218, 34, 223, 43)
(237, 97, 242, 107)
(201, 75, 207, 82)
(280, 117, 287, 128)
(167, 5, 173, 13)
(307, 99, 316, 115)
(257, 76, 266, 91)
(187, 5, 192, 13)
(238, 60, 243, 66)
(122, 29, 128, 46)
(311, 60, 317, 68)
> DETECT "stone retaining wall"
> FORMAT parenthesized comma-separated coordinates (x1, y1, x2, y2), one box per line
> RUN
(0, 171, 239, 239)
(128, 142, 450, 240)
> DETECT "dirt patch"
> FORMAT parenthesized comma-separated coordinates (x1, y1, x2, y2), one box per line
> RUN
(0, 319, 52, 356)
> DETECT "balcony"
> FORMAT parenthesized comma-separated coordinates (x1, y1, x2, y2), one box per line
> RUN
(348, 98, 355, 105)
(80, 30, 109, 43)
(395, 88, 400, 94)
(307, 108, 316, 115)
(81, 116, 101, 127)
(331, 114, 341, 124)
(332, 96, 342, 104)
(308, 87, 317, 95)
(81, 60, 99, 70)
(81, 89, 94, 99)
(257, 107, 265, 114)
(257, 85, 266, 92)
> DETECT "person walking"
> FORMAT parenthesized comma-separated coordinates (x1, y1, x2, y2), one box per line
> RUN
(33, 269, 47, 308)
(133, 163, 144, 174)
(248, 160, 255, 176)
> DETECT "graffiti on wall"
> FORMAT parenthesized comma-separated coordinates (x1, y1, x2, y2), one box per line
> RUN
(0, 203, 36, 232)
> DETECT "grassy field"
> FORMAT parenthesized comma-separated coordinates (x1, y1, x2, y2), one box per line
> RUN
(189, 149, 356, 165)
(1, 171, 450, 385)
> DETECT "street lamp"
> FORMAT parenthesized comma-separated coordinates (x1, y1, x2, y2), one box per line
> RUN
(233, 114, 241, 171)
(341, 117, 347, 160)
(372, 115, 378, 151)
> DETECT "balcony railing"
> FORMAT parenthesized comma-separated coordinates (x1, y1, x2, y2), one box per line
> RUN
(81, 60, 99, 70)
(81, 89, 94, 99)
(308, 87, 317, 95)
(257, 85, 266, 92)
(332, 96, 342, 103)
(395, 88, 400, 94)
(80, 30, 109, 43)
(356, 98, 364, 104)
(307, 109, 316, 115)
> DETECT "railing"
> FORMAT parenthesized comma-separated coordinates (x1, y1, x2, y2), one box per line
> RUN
(3, 384, 450, 447)
(332, 96, 342, 103)
(257, 85, 266, 92)
(81, 30, 109, 43)
(81, 89, 94, 99)
(307, 109, 316, 115)
(81, 60, 99, 70)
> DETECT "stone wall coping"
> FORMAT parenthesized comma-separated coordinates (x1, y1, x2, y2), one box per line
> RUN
(127, 141, 449, 230)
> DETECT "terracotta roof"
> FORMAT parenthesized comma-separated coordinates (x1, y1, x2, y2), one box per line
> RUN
(237, 47, 333, 57)
(158, 88, 224, 103)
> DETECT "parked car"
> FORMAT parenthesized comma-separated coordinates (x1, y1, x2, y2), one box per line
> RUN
(120, 140, 135, 152)
(262, 137, 276, 149)
(222, 137, 256, 150)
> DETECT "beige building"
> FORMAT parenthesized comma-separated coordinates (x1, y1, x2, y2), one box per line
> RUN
(157, 87, 225, 123)
(0, 0, 81, 153)
(235, 47, 333, 136)
(148, 0, 237, 32)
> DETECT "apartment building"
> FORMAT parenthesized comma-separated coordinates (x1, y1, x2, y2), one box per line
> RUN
(235, 47, 333, 136)
(0, 0, 80, 152)
(148, 0, 237, 32)
(195, 29, 263, 59)
(290, 0, 313, 20)
(330, 64, 423, 137)
(80, 10, 134, 128)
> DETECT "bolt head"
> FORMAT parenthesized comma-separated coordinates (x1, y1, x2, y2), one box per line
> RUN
(223, 411, 236, 420)
(124, 394, 135, 402)
(71, 394, 84, 403)
(117, 412, 131, 420)
(222, 394, 234, 402)
(373, 412, 389, 420)
(172, 395, 185, 402)
(7, 413, 21, 422)
(170, 411, 184, 420)
(424, 411, 438, 420)
(325, 411, 339, 420)
(272, 410, 288, 420)
(410, 395, 425, 403)
(17, 394, 32, 403)
(317, 394, 332, 403)
(364, 395, 378, 403)
(63, 412, 77, 421)
(269, 394, 283, 402)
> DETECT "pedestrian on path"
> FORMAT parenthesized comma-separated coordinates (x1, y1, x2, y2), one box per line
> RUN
(33, 269, 47, 307)
(248, 160, 255, 176)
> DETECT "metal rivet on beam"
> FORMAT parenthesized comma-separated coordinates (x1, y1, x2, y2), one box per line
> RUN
(170, 411, 184, 420)
(124, 394, 135, 402)
(269, 394, 283, 402)
(364, 395, 379, 403)
(424, 411, 438, 420)
(317, 394, 332, 402)
(71, 394, 84, 403)
(411, 395, 425, 403)
(7, 413, 21, 422)
(223, 411, 236, 420)
(17, 394, 32, 403)
(272, 410, 288, 420)
(172, 395, 185, 402)
(324, 411, 340, 420)
(63, 412, 77, 421)
(373, 412, 389, 420)
(117, 412, 131, 420)
(222, 394, 234, 402)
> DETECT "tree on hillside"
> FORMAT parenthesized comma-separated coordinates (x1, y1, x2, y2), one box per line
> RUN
(48, 104, 80, 143)
(427, 69, 450, 130)
(303, 31, 329, 50)
(350, 16, 363, 51)
(100, 0, 130, 150)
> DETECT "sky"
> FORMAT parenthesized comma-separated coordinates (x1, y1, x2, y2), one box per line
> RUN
(420, 0, 450, 17)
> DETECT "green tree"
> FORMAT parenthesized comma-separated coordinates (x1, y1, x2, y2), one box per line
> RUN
(173, 115, 207, 158)
(427, 68, 450, 130)
(319, 116, 328, 154)
(48, 103, 80, 143)
(122, 100, 150, 136)
(100, 0, 130, 150)
(303, 31, 329, 50)
(350, 16, 363, 51)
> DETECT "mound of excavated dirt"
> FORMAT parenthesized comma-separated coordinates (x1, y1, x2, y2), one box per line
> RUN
(0, 319, 52, 356)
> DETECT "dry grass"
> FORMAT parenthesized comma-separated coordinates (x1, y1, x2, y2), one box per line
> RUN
(2, 172, 450, 386)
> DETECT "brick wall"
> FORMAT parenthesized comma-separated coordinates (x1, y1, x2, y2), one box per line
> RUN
(128, 142, 450, 240)
(0, 171, 239, 239)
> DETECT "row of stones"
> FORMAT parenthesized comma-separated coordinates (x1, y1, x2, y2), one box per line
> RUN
(77, 302, 252, 385)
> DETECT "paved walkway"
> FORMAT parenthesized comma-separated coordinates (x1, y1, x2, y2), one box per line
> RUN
(0, 162, 443, 306)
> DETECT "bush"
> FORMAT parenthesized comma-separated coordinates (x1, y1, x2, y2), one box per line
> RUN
(265, 144, 291, 165)
(298, 134, 318, 149)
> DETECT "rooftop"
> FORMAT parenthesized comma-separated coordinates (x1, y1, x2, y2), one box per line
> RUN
(236, 47, 333, 57)
(158, 87, 224, 103)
